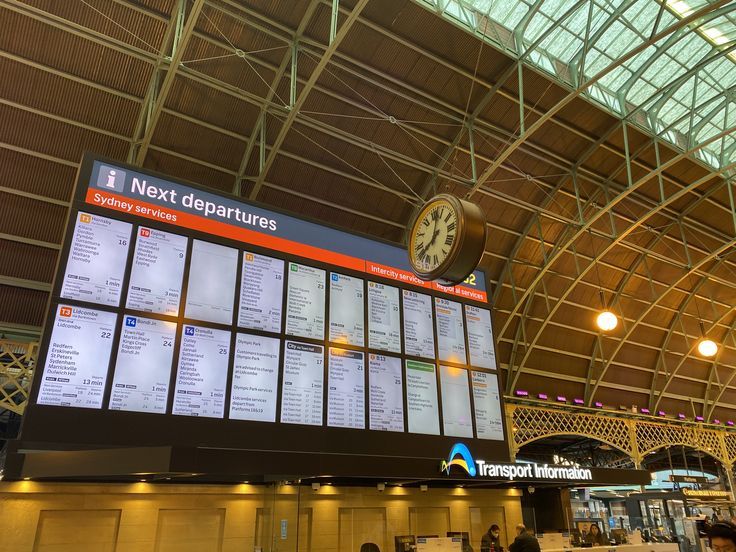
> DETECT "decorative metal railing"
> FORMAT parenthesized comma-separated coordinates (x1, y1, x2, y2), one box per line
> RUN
(508, 399, 736, 468)
(0, 340, 37, 415)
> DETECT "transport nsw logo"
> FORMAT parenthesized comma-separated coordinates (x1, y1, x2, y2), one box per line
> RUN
(440, 443, 477, 477)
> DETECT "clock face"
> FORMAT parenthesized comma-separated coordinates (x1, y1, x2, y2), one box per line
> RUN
(410, 199, 458, 274)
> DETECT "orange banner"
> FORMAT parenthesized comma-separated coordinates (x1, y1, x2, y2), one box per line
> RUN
(86, 189, 487, 302)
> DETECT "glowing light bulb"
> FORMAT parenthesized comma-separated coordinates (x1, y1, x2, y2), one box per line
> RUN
(596, 310, 618, 331)
(698, 338, 718, 357)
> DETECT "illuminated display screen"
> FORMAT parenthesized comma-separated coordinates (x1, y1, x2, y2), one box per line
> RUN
(440, 365, 473, 438)
(23, 156, 508, 469)
(37, 305, 117, 409)
(405, 359, 440, 436)
(238, 252, 284, 333)
(472, 371, 505, 441)
(126, 227, 187, 316)
(466, 305, 497, 369)
(435, 297, 467, 364)
(61, 212, 131, 306)
(368, 353, 404, 432)
(185, 240, 238, 325)
(327, 348, 365, 429)
(280, 341, 324, 426)
(368, 281, 401, 353)
(286, 263, 326, 340)
(402, 290, 434, 359)
(329, 273, 365, 346)
(109, 315, 176, 414)
(230, 333, 280, 422)
(172, 325, 230, 418)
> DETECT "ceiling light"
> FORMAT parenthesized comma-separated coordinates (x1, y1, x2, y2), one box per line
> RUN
(698, 338, 718, 357)
(596, 310, 618, 331)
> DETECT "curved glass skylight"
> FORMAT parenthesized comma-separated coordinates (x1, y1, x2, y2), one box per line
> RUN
(420, 0, 736, 174)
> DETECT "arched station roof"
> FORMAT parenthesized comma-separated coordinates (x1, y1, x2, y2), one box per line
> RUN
(1, 0, 734, 418)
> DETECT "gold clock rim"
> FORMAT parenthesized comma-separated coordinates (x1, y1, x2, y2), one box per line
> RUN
(408, 194, 468, 281)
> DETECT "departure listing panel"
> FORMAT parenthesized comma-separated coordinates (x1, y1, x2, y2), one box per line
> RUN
(368, 354, 404, 432)
(230, 334, 280, 422)
(329, 273, 365, 346)
(37, 305, 117, 409)
(367, 282, 401, 353)
(435, 298, 467, 364)
(286, 263, 326, 340)
(238, 252, 284, 333)
(61, 212, 131, 306)
(109, 315, 176, 414)
(185, 240, 238, 325)
(327, 348, 365, 429)
(173, 325, 230, 418)
(471, 371, 504, 440)
(281, 341, 324, 426)
(405, 360, 440, 435)
(465, 305, 496, 369)
(402, 290, 435, 359)
(126, 227, 187, 316)
(440, 365, 473, 438)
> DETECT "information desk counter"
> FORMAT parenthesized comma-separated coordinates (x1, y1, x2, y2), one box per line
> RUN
(543, 544, 679, 552)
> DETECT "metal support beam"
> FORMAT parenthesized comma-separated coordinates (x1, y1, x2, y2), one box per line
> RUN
(128, 0, 186, 163)
(517, 61, 525, 135)
(248, 0, 370, 200)
(654, 304, 736, 413)
(497, 114, 736, 352)
(330, 0, 340, 44)
(507, 151, 736, 393)
(134, 0, 205, 166)
(0, 276, 51, 292)
(231, 0, 319, 195)
(464, 0, 731, 200)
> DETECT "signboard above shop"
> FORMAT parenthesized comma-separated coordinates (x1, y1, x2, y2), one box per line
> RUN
(17, 155, 508, 478)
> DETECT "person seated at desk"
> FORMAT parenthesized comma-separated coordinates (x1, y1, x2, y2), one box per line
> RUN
(481, 524, 503, 552)
(585, 524, 608, 546)
(510, 524, 540, 552)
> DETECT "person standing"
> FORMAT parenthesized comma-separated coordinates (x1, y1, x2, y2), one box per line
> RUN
(481, 524, 503, 552)
(509, 524, 540, 552)
(709, 521, 736, 552)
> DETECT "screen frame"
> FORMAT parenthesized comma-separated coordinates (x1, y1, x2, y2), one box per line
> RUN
(19, 154, 510, 473)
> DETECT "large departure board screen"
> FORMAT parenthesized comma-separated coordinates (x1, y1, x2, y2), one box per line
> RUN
(22, 156, 508, 476)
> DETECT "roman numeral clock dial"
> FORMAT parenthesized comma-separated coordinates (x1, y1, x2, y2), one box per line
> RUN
(407, 194, 487, 286)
